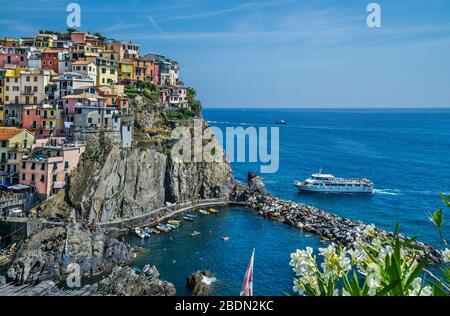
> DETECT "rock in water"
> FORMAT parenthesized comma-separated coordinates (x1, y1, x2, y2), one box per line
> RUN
(187, 270, 214, 296)
(7, 224, 132, 285)
(247, 172, 267, 196)
(96, 265, 176, 296)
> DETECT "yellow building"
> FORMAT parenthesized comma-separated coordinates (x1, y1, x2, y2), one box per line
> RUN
(42, 105, 63, 131)
(119, 60, 135, 81)
(34, 34, 58, 49)
(0, 127, 35, 184)
(97, 51, 119, 85)
(0, 38, 22, 47)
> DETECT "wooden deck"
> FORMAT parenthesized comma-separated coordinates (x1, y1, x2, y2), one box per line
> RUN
(0, 281, 102, 296)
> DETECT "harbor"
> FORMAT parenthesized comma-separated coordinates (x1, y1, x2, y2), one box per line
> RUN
(126, 206, 323, 296)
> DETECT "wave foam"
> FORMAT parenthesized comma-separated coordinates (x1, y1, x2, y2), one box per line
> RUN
(374, 189, 401, 196)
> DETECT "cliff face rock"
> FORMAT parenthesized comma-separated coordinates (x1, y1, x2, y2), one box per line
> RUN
(7, 225, 131, 285)
(68, 145, 167, 222)
(67, 100, 234, 222)
(165, 153, 234, 203)
(95, 265, 176, 296)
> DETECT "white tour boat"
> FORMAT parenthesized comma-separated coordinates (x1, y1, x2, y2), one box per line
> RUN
(294, 171, 374, 194)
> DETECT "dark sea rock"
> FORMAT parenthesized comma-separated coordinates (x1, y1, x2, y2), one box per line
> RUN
(187, 270, 213, 296)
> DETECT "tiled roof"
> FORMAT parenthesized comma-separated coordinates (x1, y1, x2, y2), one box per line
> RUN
(0, 127, 26, 141)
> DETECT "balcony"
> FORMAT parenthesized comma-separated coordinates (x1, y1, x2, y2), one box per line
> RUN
(22, 90, 34, 96)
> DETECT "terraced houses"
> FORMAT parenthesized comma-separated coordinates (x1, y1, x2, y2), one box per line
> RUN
(0, 31, 188, 197)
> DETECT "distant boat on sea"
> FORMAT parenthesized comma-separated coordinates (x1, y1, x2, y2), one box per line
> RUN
(276, 120, 287, 125)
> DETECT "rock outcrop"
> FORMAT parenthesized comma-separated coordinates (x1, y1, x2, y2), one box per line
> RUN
(66, 100, 234, 222)
(187, 270, 213, 296)
(95, 265, 176, 296)
(7, 224, 132, 285)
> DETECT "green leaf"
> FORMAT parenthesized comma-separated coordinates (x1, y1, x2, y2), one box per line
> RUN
(440, 192, 450, 208)
(375, 279, 401, 296)
(404, 255, 429, 289)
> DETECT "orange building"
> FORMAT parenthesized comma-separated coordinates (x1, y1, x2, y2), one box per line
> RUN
(41, 50, 60, 73)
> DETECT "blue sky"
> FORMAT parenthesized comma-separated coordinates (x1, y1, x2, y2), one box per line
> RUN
(1, 0, 450, 108)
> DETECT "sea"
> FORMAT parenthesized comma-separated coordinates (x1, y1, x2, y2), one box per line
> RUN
(128, 108, 450, 296)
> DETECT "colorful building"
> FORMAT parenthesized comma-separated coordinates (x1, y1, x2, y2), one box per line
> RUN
(70, 32, 99, 46)
(134, 57, 160, 84)
(0, 127, 35, 184)
(33, 34, 58, 49)
(95, 85, 129, 114)
(96, 51, 119, 85)
(19, 143, 85, 197)
(109, 41, 140, 60)
(41, 50, 60, 73)
(0, 38, 23, 48)
(53, 72, 95, 99)
(0, 47, 29, 68)
(21, 103, 63, 138)
(118, 60, 135, 81)
(69, 60, 97, 83)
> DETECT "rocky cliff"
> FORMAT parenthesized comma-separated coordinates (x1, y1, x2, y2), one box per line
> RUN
(66, 98, 234, 222)
(7, 224, 131, 285)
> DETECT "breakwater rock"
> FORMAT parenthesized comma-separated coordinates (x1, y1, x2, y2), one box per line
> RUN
(7, 224, 132, 285)
(240, 173, 444, 264)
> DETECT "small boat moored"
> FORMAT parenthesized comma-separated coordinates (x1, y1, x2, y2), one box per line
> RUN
(191, 231, 201, 236)
(156, 224, 171, 233)
(183, 216, 194, 221)
(167, 220, 181, 227)
(209, 208, 219, 214)
(199, 209, 209, 215)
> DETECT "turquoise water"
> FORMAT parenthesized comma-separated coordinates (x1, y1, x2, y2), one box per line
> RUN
(127, 207, 323, 296)
(129, 108, 450, 296)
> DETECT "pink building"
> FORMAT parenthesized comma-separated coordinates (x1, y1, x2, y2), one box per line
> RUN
(70, 32, 99, 45)
(19, 143, 85, 197)
(0, 47, 29, 68)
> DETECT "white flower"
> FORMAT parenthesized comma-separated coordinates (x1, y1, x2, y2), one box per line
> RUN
(442, 248, 450, 263)
(379, 245, 394, 260)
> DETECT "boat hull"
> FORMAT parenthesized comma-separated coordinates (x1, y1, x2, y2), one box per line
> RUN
(295, 184, 373, 194)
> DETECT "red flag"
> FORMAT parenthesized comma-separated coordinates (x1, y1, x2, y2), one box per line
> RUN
(240, 249, 255, 296)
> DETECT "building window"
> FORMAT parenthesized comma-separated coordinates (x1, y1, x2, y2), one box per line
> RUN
(52, 175, 57, 182)
(64, 161, 69, 169)
(22, 173, 25, 181)
(40, 175, 45, 182)
(31, 162, 35, 170)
